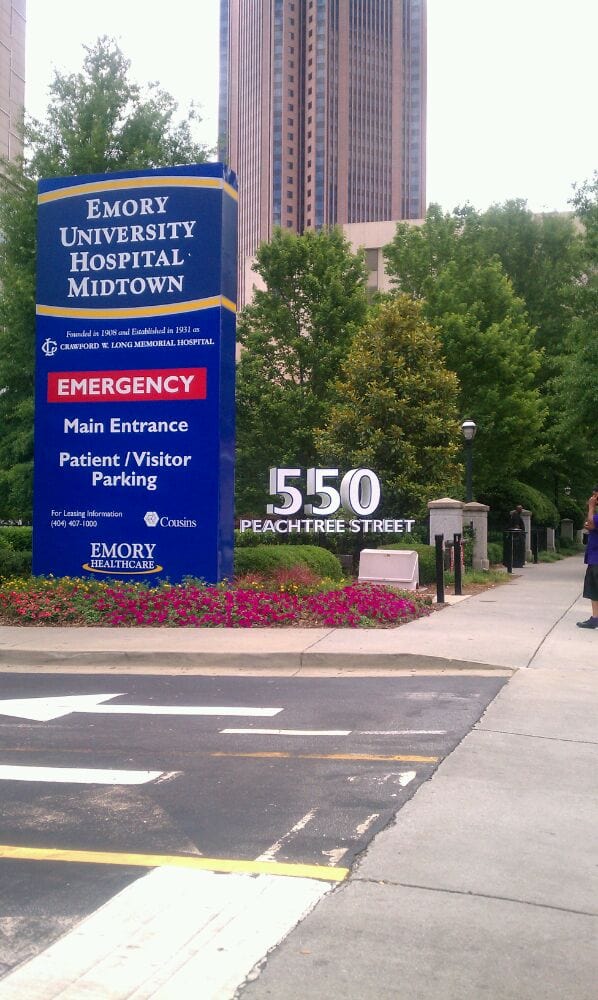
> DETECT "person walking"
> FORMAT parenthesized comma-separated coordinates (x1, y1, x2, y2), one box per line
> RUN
(577, 487, 598, 629)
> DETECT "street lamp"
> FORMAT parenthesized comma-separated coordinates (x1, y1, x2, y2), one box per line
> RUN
(460, 419, 477, 502)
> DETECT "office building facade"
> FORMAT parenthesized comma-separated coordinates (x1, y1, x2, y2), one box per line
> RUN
(219, 0, 426, 300)
(0, 0, 26, 162)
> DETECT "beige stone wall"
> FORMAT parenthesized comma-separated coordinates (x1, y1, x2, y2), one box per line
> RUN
(0, 0, 26, 162)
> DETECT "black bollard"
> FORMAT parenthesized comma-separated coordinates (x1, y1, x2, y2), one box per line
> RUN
(435, 534, 445, 604)
(503, 530, 513, 574)
(531, 529, 539, 564)
(453, 532, 463, 596)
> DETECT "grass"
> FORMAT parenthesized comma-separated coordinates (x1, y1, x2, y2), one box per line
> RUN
(445, 568, 510, 587)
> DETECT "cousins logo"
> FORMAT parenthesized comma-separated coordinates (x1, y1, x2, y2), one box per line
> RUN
(82, 541, 163, 575)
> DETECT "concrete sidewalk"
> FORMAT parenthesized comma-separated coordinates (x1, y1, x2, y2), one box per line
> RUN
(236, 555, 598, 1000)
(0, 555, 591, 674)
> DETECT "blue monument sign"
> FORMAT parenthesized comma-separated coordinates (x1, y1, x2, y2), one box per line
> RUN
(33, 163, 237, 584)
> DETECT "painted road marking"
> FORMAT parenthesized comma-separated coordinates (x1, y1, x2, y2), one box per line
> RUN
(209, 751, 439, 762)
(221, 728, 447, 736)
(0, 765, 166, 785)
(347, 770, 417, 786)
(359, 730, 447, 736)
(0, 868, 334, 1000)
(256, 810, 317, 863)
(0, 694, 283, 722)
(0, 845, 348, 882)
(354, 813, 380, 837)
(221, 728, 352, 736)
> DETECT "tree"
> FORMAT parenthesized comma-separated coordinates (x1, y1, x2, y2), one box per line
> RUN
(468, 200, 583, 360)
(384, 200, 583, 361)
(0, 37, 210, 518)
(423, 259, 546, 493)
(316, 296, 462, 516)
(235, 227, 368, 513)
(384, 207, 548, 496)
(554, 173, 598, 497)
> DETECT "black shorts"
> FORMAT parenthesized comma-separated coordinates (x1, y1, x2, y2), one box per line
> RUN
(583, 564, 598, 601)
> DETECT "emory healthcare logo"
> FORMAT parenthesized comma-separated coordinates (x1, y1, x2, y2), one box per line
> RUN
(82, 540, 163, 575)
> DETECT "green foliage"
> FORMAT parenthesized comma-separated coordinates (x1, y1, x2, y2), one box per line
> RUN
(381, 200, 598, 502)
(462, 200, 583, 361)
(553, 173, 598, 496)
(0, 526, 32, 551)
(486, 541, 504, 565)
(556, 495, 586, 529)
(538, 551, 565, 563)
(384, 212, 547, 496)
(0, 533, 31, 579)
(234, 530, 278, 548)
(480, 481, 559, 528)
(383, 541, 437, 586)
(234, 544, 343, 581)
(431, 260, 545, 490)
(0, 37, 210, 520)
(384, 200, 583, 361)
(317, 296, 462, 516)
(235, 227, 368, 512)
(556, 537, 584, 554)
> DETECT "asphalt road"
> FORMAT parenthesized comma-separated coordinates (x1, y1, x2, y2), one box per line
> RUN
(0, 672, 507, 977)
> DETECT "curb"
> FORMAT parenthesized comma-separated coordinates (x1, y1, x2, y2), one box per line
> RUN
(0, 648, 516, 674)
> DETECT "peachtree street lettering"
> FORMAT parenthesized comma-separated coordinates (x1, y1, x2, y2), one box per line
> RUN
(47, 368, 207, 403)
(239, 518, 416, 534)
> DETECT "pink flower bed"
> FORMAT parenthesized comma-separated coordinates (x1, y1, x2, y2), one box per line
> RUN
(0, 580, 430, 628)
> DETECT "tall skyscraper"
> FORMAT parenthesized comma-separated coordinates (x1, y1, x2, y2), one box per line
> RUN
(219, 0, 426, 299)
(0, 0, 26, 162)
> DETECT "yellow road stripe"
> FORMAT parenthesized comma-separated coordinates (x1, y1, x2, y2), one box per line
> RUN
(38, 175, 238, 204)
(209, 752, 438, 763)
(0, 844, 347, 883)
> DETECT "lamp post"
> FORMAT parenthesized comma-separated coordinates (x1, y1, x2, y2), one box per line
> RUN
(460, 419, 477, 502)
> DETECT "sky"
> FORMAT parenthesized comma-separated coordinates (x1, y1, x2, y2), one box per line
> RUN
(24, 0, 597, 214)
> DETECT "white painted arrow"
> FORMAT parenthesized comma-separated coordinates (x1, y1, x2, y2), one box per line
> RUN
(0, 694, 283, 723)
(0, 764, 167, 785)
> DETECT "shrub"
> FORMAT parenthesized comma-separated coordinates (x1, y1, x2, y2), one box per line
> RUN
(234, 529, 278, 548)
(381, 541, 437, 585)
(234, 544, 343, 581)
(487, 541, 504, 565)
(0, 526, 32, 552)
(0, 535, 31, 579)
(482, 481, 558, 528)
(557, 537, 584, 554)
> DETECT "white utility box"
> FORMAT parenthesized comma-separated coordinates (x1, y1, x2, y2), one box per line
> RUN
(358, 548, 419, 590)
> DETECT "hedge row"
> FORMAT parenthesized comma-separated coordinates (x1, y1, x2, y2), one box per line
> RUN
(234, 544, 343, 580)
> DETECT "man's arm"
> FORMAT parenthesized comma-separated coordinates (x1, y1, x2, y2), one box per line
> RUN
(585, 492, 598, 531)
